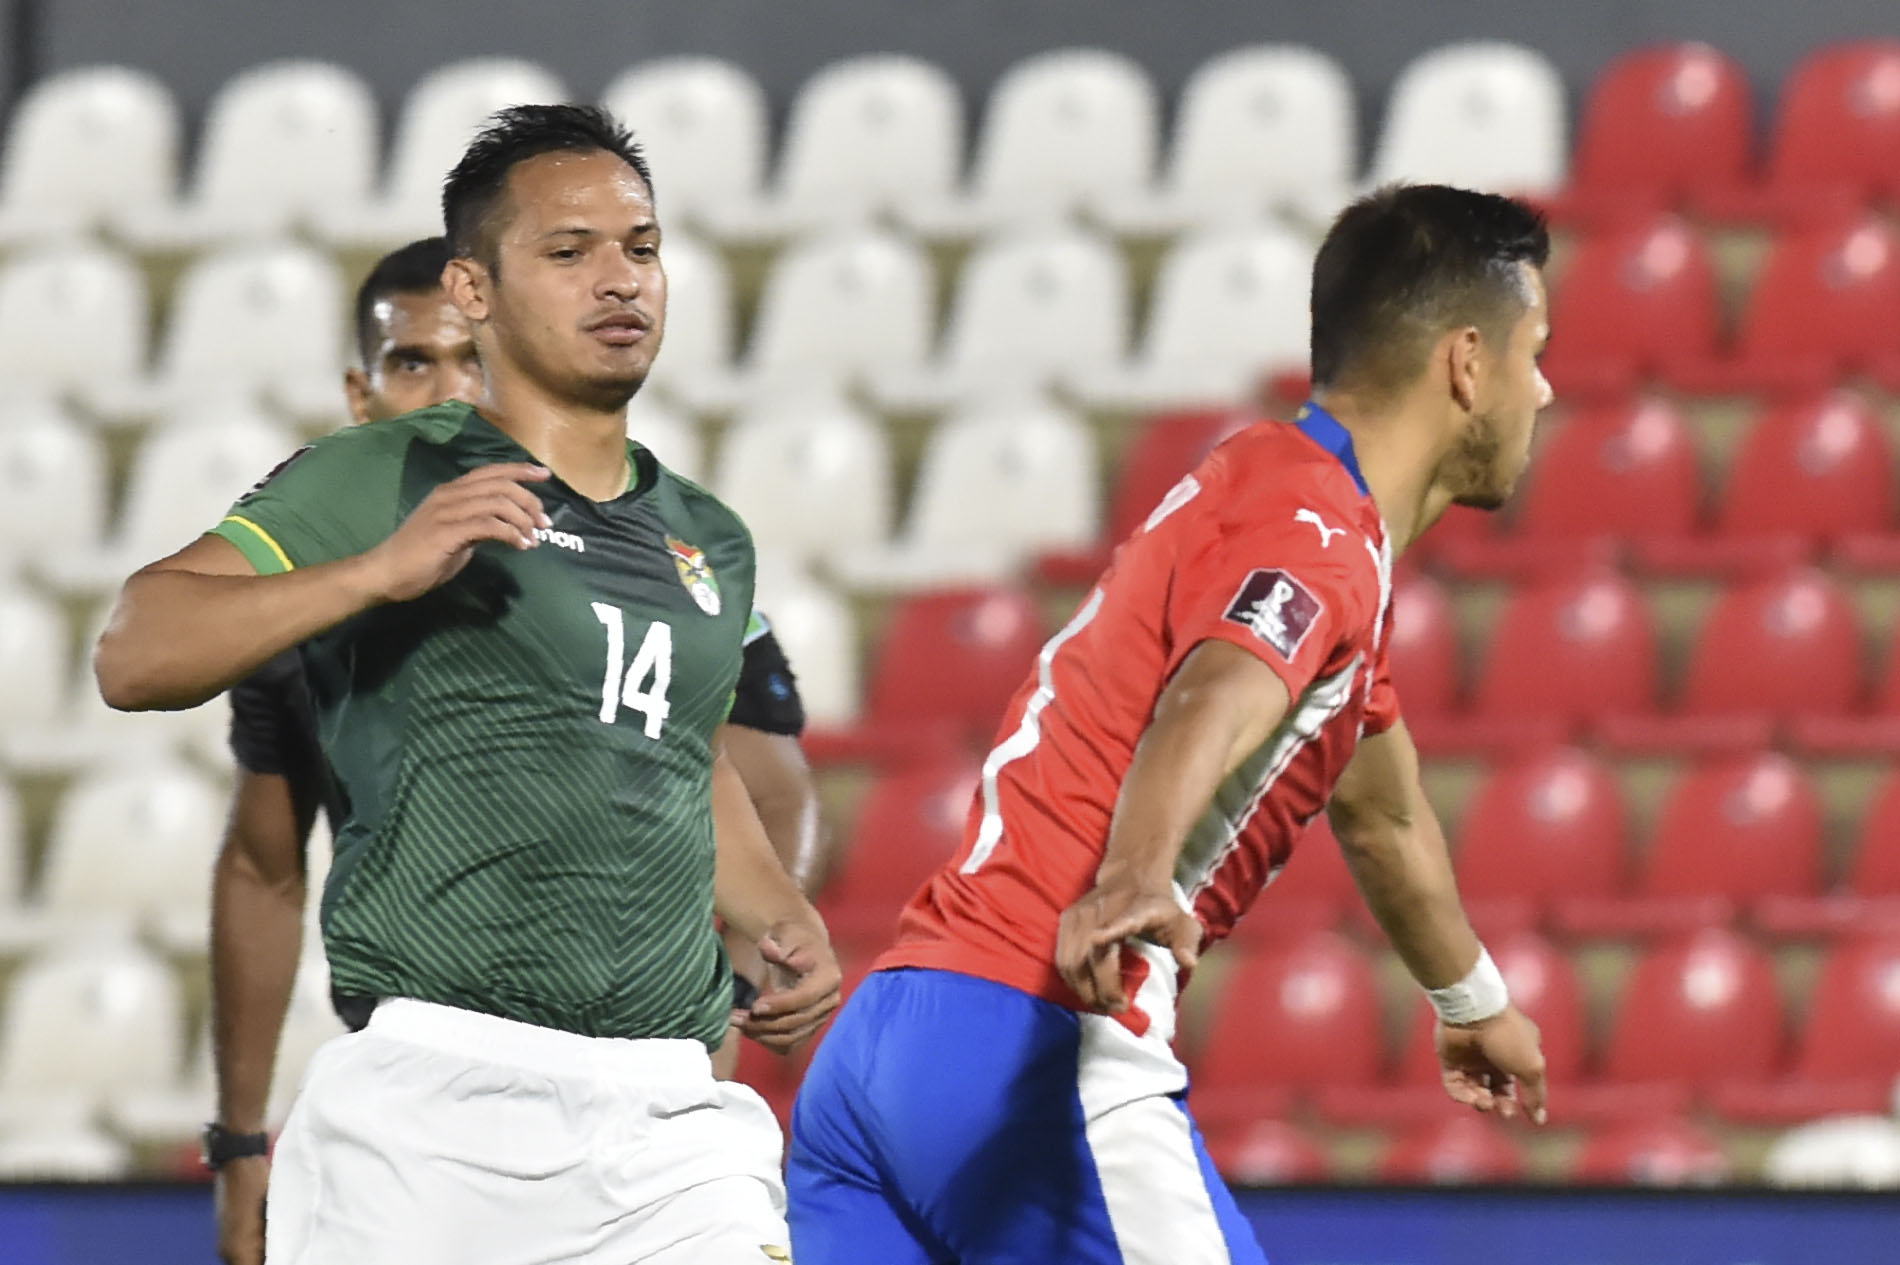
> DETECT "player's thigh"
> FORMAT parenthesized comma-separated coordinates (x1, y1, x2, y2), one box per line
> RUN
(1083, 1095, 1268, 1265)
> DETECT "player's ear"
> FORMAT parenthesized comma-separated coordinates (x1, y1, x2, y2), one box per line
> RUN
(1445, 325, 1483, 414)
(343, 367, 374, 425)
(443, 255, 491, 324)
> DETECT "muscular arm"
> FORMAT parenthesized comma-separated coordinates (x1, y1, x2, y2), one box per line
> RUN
(1325, 719, 1479, 988)
(721, 725, 825, 894)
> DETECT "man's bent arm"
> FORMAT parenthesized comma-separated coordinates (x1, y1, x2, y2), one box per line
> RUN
(721, 725, 826, 895)
(711, 734, 823, 943)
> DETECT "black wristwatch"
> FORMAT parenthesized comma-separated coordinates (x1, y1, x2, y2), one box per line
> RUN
(201, 1123, 270, 1170)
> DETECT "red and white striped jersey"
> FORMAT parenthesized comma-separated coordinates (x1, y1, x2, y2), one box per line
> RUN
(878, 407, 1398, 1029)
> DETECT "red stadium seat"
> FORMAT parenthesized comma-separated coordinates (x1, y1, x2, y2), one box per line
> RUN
(1797, 936, 1900, 1084)
(1191, 932, 1384, 1115)
(1602, 929, 1784, 1091)
(1719, 392, 1895, 545)
(1384, 573, 1460, 721)
(1232, 817, 1356, 945)
(1851, 776, 1900, 899)
(1755, 771, 1900, 938)
(1472, 569, 1658, 727)
(818, 760, 980, 946)
(1759, 42, 1900, 219)
(1378, 1116, 1527, 1184)
(1681, 569, 1862, 719)
(1199, 1117, 1329, 1185)
(1560, 44, 1754, 223)
(1573, 1119, 1732, 1185)
(1455, 748, 1628, 930)
(1514, 400, 1702, 544)
(1541, 219, 1721, 399)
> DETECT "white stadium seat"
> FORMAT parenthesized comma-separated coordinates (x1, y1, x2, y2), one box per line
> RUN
(1765, 1116, 1900, 1189)
(118, 60, 379, 248)
(0, 586, 68, 746)
(626, 394, 703, 483)
(35, 762, 224, 932)
(83, 242, 344, 423)
(599, 58, 767, 227)
(0, 404, 109, 576)
(0, 781, 22, 915)
(0, 1122, 132, 1180)
(703, 55, 963, 240)
(0, 67, 178, 244)
(317, 58, 567, 248)
(680, 230, 933, 410)
(836, 397, 1100, 591)
(903, 49, 1157, 236)
(1079, 226, 1314, 411)
(640, 234, 734, 401)
(751, 562, 860, 727)
(1367, 42, 1568, 197)
(872, 227, 1127, 410)
(0, 244, 147, 403)
(713, 395, 893, 564)
(0, 939, 181, 1129)
(1105, 45, 1357, 234)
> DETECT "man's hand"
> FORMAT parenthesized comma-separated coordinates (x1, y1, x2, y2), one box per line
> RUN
(1436, 1004, 1549, 1124)
(360, 463, 553, 603)
(1056, 872, 1202, 1013)
(214, 1156, 268, 1265)
(739, 919, 841, 1054)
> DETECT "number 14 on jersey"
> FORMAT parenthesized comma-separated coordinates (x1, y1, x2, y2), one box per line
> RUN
(591, 603, 672, 737)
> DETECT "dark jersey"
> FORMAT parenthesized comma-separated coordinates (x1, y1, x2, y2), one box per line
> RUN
(210, 401, 757, 1045)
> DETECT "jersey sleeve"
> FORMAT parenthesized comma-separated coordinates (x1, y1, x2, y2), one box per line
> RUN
(208, 430, 404, 575)
(227, 660, 298, 775)
(1362, 639, 1401, 737)
(727, 613, 807, 737)
(1167, 512, 1372, 701)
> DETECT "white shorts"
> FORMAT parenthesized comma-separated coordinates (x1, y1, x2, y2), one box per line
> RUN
(266, 998, 789, 1265)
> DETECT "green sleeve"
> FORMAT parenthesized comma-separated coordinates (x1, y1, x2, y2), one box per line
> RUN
(208, 428, 405, 575)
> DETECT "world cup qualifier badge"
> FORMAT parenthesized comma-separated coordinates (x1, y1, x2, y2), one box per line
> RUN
(665, 535, 722, 616)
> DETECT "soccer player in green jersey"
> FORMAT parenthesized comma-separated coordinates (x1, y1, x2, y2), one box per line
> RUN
(96, 104, 835, 1263)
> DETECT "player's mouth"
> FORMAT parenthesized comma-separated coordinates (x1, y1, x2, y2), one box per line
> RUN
(584, 312, 651, 347)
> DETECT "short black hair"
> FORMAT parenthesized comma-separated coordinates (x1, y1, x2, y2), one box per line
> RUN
(353, 236, 453, 365)
(442, 103, 652, 269)
(1310, 184, 1550, 397)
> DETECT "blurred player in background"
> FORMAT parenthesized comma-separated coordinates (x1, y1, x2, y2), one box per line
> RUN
(201, 236, 825, 1265)
(788, 184, 1556, 1265)
(97, 104, 834, 1264)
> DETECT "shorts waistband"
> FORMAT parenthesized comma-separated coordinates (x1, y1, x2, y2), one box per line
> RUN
(367, 998, 713, 1084)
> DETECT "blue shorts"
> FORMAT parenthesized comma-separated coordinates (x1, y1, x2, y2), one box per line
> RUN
(787, 966, 1268, 1265)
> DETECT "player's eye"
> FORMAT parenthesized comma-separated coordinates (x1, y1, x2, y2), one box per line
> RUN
(630, 244, 658, 260)
(549, 247, 582, 262)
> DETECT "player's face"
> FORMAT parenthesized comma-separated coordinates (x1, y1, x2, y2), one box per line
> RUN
(343, 290, 482, 424)
(1441, 264, 1552, 510)
(478, 149, 666, 410)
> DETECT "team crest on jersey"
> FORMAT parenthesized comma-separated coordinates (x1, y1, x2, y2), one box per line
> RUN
(1224, 568, 1323, 661)
(665, 535, 722, 616)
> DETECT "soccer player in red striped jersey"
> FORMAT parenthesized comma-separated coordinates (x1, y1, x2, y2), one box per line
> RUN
(788, 185, 1556, 1265)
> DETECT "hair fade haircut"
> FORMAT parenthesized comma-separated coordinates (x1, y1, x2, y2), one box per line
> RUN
(442, 103, 653, 269)
(1309, 184, 1550, 398)
(352, 236, 454, 365)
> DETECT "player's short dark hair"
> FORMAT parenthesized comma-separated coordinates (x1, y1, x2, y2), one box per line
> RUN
(1309, 184, 1550, 397)
(353, 236, 453, 365)
(442, 103, 652, 271)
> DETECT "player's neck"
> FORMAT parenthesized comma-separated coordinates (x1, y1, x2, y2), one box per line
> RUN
(1308, 389, 1447, 555)
(477, 374, 632, 502)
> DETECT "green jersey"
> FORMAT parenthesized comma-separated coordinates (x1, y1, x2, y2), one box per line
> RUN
(211, 402, 754, 1045)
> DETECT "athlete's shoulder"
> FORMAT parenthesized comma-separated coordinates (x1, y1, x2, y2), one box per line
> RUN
(653, 458, 754, 551)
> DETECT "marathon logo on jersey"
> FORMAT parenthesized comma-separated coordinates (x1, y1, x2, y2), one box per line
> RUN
(533, 526, 585, 553)
(242, 445, 313, 497)
(1224, 569, 1323, 661)
(665, 535, 722, 616)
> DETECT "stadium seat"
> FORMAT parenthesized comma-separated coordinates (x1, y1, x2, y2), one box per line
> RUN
(640, 235, 734, 400)
(684, 230, 932, 410)
(1472, 569, 1659, 727)
(317, 58, 567, 247)
(1797, 937, 1900, 1088)
(1456, 747, 1628, 928)
(115, 60, 378, 247)
(1718, 392, 1894, 548)
(750, 563, 860, 727)
(1076, 226, 1311, 411)
(1366, 43, 1567, 197)
(871, 227, 1127, 410)
(0, 67, 178, 244)
(902, 49, 1158, 235)
(1557, 44, 1753, 222)
(1573, 1119, 1732, 1185)
(1384, 573, 1461, 721)
(1539, 218, 1721, 400)
(1514, 399, 1702, 544)
(0, 586, 70, 747)
(0, 407, 108, 578)
(625, 395, 703, 483)
(0, 1122, 132, 1180)
(837, 397, 1099, 590)
(711, 394, 893, 564)
(1679, 216, 1900, 396)
(1601, 929, 1783, 1092)
(1764, 1116, 1900, 1188)
(1680, 569, 1861, 719)
(1191, 932, 1384, 1117)
(599, 58, 767, 227)
(0, 939, 181, 1128)
(818, 760, 980, 945)
(1101, 45, 1355, 233)
(1230, 816, 1357, 946)
(1199, 1117, 1329, 1185)
(1849, 776, 1900, 902)
(31, 762, 223, 934)
(0, 244, 147, 402)
(704, 55, 962, 239)
(1378, 1116, 1528, 1183)
(84, 242, 346, 424)
(0, 782, 21, 918)
(808, 586, 1046, 765)
(1746, 42, 1900, 224)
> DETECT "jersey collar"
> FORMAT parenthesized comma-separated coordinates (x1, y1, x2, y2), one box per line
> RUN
(1294, 400, 1370, 498)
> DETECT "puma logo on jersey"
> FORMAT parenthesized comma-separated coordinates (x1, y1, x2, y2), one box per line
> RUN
(533, 527, 585, 553)
(1295, 508, 1347, 548)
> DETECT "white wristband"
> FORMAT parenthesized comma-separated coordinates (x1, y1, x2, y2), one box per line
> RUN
(1426, 946, 1510, 1025)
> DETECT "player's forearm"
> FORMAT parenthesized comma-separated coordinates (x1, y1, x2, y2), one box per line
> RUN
(210, 843, 306, 1132)
(754, 784, 825, 895)
(711, 752, 823, 943)
(96, 556, 384, 711)
(1330, 804, 1480, 989)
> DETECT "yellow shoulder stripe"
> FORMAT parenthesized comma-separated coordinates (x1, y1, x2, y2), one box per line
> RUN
(219, 515, 294, 571)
